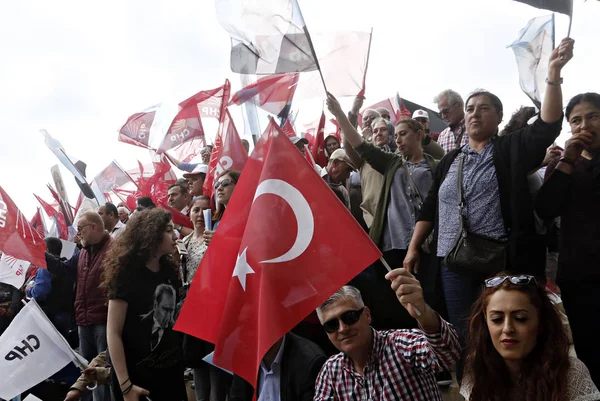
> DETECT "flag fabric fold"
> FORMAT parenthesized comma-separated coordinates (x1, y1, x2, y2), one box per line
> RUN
(0, 254, 30, 289)
(0, 187, 46, 268)
(29, 207, 47, 239)
(507, 14, 555, 108)
(513, 0, 573, 15)
(230, 73, 300, 117)
(175, 119, 381, 388)
(203, 108, 249, 197)
(0, 299, 87, 400)
(311, 111, 328, 168)
(35, 194, 68, 241)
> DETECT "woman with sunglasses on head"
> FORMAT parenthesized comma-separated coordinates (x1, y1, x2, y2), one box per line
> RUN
(403, 38, 574, 381)
(203, 170, 241, 246)
(102, 208, 186, 401)
(536, 92, 600, 387)
(461, 273, 599, 401)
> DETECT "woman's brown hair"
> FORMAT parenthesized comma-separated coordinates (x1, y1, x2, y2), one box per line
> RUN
(212, 169, 241, 223)
(464, 273, 570, 401)
(101, 208, 177, 294)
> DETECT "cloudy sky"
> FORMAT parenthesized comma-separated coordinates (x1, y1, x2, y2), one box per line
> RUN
(1, 0, 598, 218)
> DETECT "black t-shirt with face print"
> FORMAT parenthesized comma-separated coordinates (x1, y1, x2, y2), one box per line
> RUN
(108, 259, 186, 401)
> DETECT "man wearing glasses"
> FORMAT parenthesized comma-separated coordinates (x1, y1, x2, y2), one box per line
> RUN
(314, 269, 459, 400)
(434, 89, 468, 154)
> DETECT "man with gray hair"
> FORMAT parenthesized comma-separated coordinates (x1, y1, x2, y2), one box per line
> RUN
(434, 89, 468, 154)
(314, 268, 459, 400)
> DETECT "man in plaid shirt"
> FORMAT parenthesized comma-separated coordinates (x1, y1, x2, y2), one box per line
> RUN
(314, 268, 459, 400)
(434, 89, 468, 154)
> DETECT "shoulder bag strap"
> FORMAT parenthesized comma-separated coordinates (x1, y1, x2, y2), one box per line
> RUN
(454, 122, 466, 149)
(402, 161, 424, 212)
(456, 153, 466, 233)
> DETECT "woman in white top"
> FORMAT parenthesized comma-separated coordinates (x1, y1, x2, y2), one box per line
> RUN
(461, 273, 599, 401)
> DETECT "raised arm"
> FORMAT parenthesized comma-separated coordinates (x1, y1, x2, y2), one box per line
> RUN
(326, 92, 364, 169)
(541, 38, 574, 124)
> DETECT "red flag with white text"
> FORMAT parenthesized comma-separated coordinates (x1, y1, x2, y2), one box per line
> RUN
(311, 112, 327, 168)
(203, 108, 248, 197)
(175, 120, 381, 388)
(0, 187, 46, 268)
(282, 120, 296, 138)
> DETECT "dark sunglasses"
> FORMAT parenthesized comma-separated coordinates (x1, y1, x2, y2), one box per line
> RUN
(322, 307, 365, 333)
(214, 178, 236, 190)
(485, 275, 537, 288)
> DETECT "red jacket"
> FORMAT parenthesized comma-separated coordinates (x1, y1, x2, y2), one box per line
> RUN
(75, 233, 112, 326)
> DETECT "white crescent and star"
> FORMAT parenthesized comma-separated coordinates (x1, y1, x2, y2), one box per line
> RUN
(232, 179, 315, 291)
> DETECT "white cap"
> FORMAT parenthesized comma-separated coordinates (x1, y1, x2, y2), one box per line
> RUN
(290, 136, 309, 146)
(183, 163, 208, 178)
(412, 109, 429, 120)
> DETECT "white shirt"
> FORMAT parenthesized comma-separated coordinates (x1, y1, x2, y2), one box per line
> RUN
(110, 220, 125, 238)
(257, 336, 286, 401)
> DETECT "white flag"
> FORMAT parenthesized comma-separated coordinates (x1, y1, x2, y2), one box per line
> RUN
(0, 254, 30, 290)
(507, 14, 555, 108)
(0, 300, 87, 400)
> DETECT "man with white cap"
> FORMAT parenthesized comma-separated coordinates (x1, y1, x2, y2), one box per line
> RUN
(289, 136, 309, 156)
(412, 109, 446, 160)
(321, 148, 356, 208)
(183, 164, 208, 197)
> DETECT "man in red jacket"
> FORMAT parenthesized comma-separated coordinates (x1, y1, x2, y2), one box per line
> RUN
(75, 210, 113, 401)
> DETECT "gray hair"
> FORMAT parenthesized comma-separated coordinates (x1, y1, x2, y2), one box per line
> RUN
(362, 109, 381, 119)
(316, 285, 365, 322)
(433, 89, 464, 107)
(371, 117, 391, 129)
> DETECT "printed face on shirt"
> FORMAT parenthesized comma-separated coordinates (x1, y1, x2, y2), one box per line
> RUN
(320, 298, 372, 355)
(154, 287, 176, 328)
(395, 122, 423, 159)
(167, 186, 189, 211)
(189, 198, 211, 232)
(465, 95, 502, 141)
(438, 97, 463, 126)
(569, 102, 600, 152)
(372, 121, 390, 147)
(486, 289, 539, 365)
(158, 221, 177, 256)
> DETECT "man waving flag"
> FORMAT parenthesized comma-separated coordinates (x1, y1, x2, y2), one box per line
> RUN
(175, 119, 381, 388)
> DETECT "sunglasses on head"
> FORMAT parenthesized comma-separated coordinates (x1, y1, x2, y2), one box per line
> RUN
(485, 275, 537, 288)
(214, 178, 236, 190)
(322, 307, 365, 333)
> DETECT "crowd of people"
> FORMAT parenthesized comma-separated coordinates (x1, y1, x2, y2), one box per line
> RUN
(1, 36, 600, 401)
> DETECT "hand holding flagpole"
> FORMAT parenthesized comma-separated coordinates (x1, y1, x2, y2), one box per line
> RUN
(380, 257, 422, 317)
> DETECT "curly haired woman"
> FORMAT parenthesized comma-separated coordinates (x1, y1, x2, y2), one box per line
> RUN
(461, 272, 599, 401)
(102, 208, 186, 401)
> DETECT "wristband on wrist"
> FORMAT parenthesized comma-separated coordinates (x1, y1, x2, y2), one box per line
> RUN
(121, 383, 134, 395)
(545, 77, 563, 86)
(559, 157, 576, 167)
(119, 377, 130, 387)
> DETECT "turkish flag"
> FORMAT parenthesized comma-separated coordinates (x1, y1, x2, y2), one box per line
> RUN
(34, 194, 68, 240)
(282, 120, 296, 138)
(175, 119, 381, 387)
(29, 207, 46, 239)
(311, 112, 328, 168)
(230, 73, 299, 116)
(156, 201, 193, 229)
(0, 187, 46, 268)
(203, 108, 248, 197)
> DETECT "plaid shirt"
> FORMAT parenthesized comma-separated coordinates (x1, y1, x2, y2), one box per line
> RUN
(314, 318, 459, 401)
(437, 120, 468, 154)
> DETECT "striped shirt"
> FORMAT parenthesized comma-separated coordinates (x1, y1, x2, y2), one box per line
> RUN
(313, 318, 459, 401)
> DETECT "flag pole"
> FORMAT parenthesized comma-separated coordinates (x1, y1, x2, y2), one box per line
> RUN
(292, 0, 327, 93)
(359, 28, 374, 97)
(379, 256, 422, 316)
(567, 15, 572, 37)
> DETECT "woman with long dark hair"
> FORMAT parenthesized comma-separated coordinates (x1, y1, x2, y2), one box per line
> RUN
(103, 208, 186, 401)
(461, 272, 599, 401)
(203, 169, 241, 245)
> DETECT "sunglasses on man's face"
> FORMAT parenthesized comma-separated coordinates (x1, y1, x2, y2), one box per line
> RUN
(485, 275, 537, 288)
(214, 178, 236, 190)
(322, 307, 365, 333)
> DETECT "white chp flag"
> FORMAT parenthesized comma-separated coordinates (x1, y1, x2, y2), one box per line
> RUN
(0, 254, 30, 289)
(507, 14, 555, 108)
(0, 299, 88, 400)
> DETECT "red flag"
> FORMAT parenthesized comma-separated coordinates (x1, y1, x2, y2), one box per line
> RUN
(311, 112, 328, 168)
(0, 187, 46, 268)
(34, 194, 68, 240)
(119, 81, 231, 153)
(156, 201, 193, 229)
(29, 207, 46, 239)
(175, 120, 381, 387)
(230, 73, 299, 116)
(203, 108, 248, 197)
(282, 120, 296, 138)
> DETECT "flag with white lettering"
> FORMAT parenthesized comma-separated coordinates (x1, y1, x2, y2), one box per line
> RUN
(0, 299, 87, 400)
(507, 14, 555, 108)
(0, 254, 29, 289)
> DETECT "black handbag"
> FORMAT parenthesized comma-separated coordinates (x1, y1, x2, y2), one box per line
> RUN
(444, 154, 507, 278)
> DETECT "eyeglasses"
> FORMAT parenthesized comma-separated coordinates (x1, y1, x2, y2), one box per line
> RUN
(76, 223, 92, 233)
(322, 307, 365, 333)
(440, 103, 456, 116)
(485, 275, 537, 288)
(214, 178, 236, 190)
